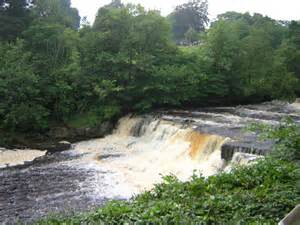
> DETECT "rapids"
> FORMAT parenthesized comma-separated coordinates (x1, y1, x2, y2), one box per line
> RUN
(0, 101, 299, 224)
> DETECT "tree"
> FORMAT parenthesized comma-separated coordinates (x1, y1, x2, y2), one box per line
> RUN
(92, 4, 187, 111)
(201, 12, 297, 102)
(184, 27, 200, 45)
(0, 41, 49, 131)
(0, 0, 32, 41)
(286, 21, 300, 81)
(23, 22, 82, 120)
(217, 11, 252, 24)
(169, 0, 209, 42)
(106, 0, 124, 9)
(0, 0, 298, 135)
(277, 21, 300, 95)
(31, 0, 80, 29)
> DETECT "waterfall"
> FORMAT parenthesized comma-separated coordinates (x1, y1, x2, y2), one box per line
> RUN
(72, 115, 230, 194)
(3, 100, 298, 224)
(184, 132, 226, 161)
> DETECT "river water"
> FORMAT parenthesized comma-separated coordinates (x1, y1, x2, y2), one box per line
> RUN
(0, 101, 299, 224)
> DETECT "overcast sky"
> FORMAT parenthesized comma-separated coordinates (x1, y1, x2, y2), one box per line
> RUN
(71, 0, 300, 24)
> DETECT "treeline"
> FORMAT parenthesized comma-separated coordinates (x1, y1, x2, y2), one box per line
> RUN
(0, 0, 299, 133)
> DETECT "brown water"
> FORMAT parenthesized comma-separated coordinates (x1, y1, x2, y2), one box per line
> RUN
(0, 101, 299, 224)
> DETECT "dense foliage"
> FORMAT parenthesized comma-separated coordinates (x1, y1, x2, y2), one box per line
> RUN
(0, 0, 33, 41)
(36, 120, 300, 224)
(0, 0, 299, 134)
(168, 0, 209, 43)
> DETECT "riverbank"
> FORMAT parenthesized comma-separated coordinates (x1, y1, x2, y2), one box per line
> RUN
(2, 100, 299, 152)
(34, 115, 300, 224)
(0, 120, 114, 153)
(1, 101, 299, 224)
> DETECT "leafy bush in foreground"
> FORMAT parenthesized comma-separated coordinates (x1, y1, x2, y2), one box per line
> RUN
(36, 118, 300, 224)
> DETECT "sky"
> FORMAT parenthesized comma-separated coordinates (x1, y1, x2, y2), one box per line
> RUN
(71, 0, 300, 24)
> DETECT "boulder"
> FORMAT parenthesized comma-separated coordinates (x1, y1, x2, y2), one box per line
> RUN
(57, 141, 72, 150)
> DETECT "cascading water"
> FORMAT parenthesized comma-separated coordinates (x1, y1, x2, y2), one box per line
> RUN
(72, 116, 229, 194)
(1, 101, 299, 224)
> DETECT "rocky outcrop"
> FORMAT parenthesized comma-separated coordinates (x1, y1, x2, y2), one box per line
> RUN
(48, 121, 113, 141)
(221, 141, 272, 161)
(162, 101, 300, 161)
(1, 121, 114, 153)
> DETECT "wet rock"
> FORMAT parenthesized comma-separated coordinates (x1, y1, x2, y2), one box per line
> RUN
(34, 141, 71, 153)
(48, 127, 70, 139)
(163, 101, 300, 161)
(1, 121, 114, 152)
(48, 141, 71, 153)
(221, 141, 271, 161)
(230, 153, 263, 165)
(130, 116, 153, 137)
(47, 121, 114, 142)
(98, 154, 123, 160)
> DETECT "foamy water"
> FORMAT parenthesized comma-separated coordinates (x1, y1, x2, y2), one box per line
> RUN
(3, 100, 298, 224)
(71, 116, 229, 195)
(0, 149, 46, 168)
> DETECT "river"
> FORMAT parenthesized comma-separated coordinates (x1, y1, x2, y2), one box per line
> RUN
(0, 101, 299, 224)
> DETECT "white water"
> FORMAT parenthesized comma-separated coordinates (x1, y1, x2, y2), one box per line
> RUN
(1, 101, 300, 224)
(0, 149, 46, 168)
(289, 100, 300, 111)
(70, 116, 230, 197)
